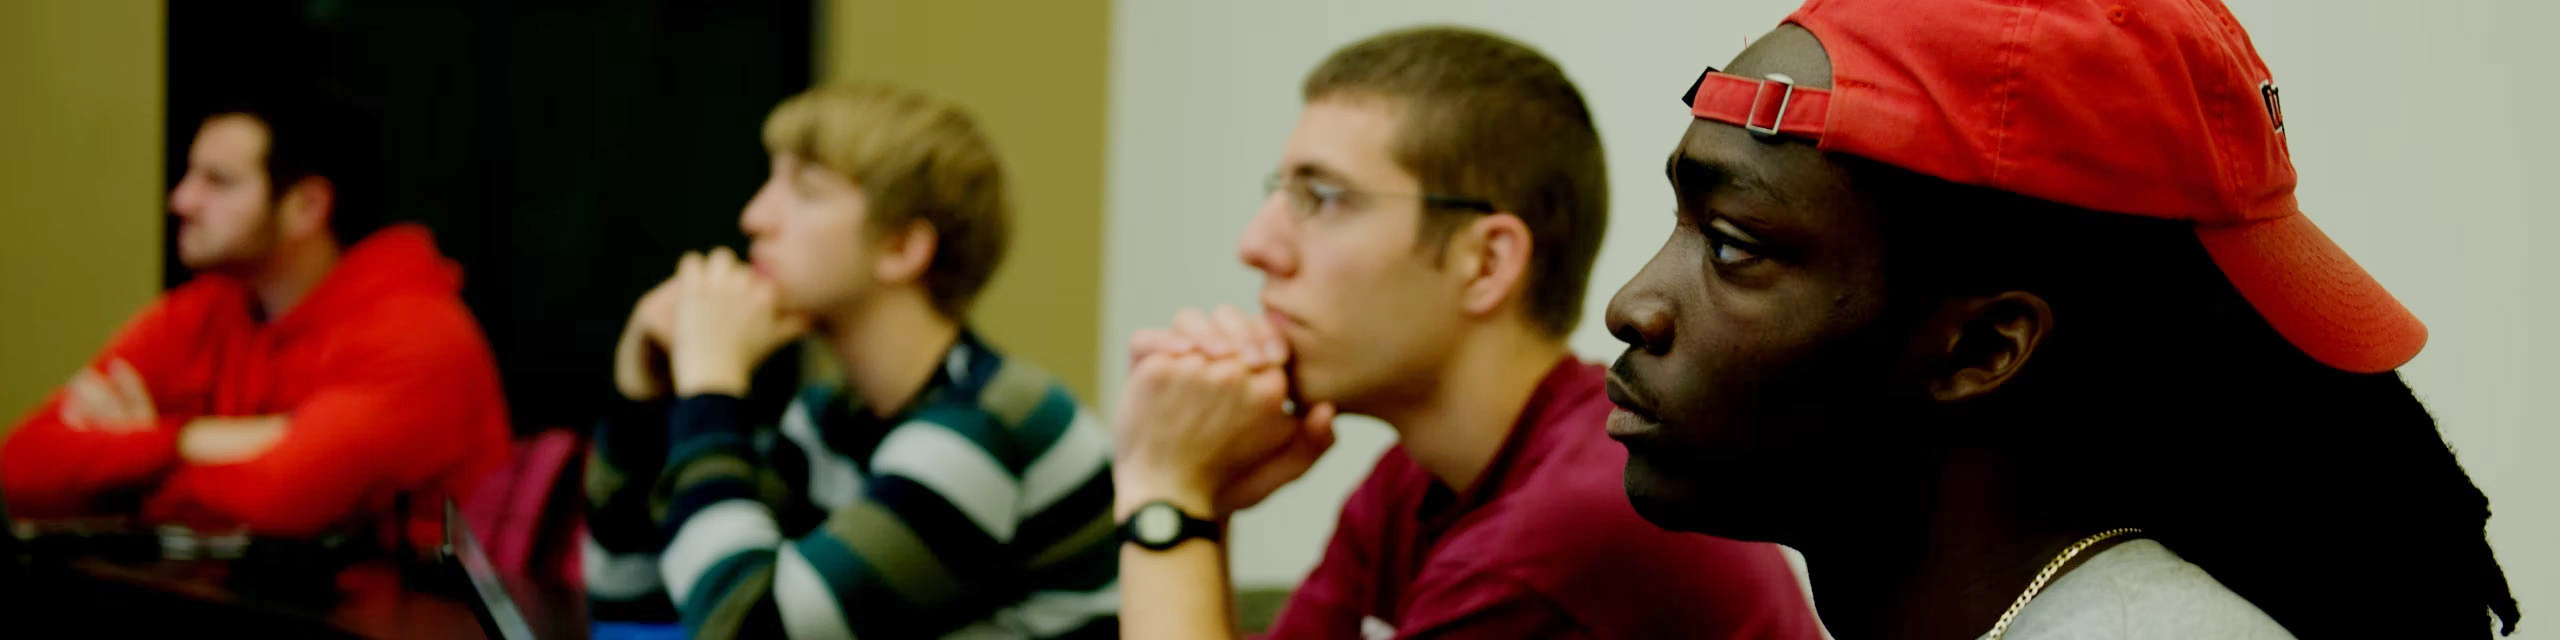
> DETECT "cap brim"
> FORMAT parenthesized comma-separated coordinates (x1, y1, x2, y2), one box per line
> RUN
(2195, 212, 2425, 373)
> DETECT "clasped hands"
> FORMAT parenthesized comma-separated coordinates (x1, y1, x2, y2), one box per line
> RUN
(615, 247, 812, 402)
(1112, 305, 1338, 520)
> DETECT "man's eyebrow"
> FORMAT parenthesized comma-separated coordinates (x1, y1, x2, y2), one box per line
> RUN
(1667, 152, 1733, 198)
(1287, 162, 1349, 184)
(791, 162, 831, 185)
(1668, 148, 1788, 208)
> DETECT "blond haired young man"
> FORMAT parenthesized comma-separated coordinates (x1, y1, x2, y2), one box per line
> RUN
(584, 84, 1117, 639)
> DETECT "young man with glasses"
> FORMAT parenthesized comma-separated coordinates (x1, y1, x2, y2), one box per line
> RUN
(1107, 26, 1821, 639)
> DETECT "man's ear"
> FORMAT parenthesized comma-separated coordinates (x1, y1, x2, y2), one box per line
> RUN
(874, 219, 939, 285)
(1921, 290, 2054, 402)
(1452, 212, 1533, 319)
(275, 176, 335, 241)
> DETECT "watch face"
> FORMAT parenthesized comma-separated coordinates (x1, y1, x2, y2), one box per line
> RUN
(1135, 503, 1180, 543)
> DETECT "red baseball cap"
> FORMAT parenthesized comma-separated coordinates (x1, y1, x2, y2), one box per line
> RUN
(1685, 0, 2424, 373)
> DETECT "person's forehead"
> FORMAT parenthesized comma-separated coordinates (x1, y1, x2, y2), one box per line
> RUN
(770, 152, 820, 174)
(1670, 123, 1792, 208)
(1669, 115, 1864, 229)
(193, 114, 270, 162)
(1668, 25, 1862, 226)
(1280, 95, 1415, 189)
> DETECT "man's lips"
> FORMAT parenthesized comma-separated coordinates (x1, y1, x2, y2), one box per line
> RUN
(1604, 362, 1663, 439)
(1256, 303, 1310, 410)
(1604, 361, 1658, 418)
(1260, 301, 1303, 332)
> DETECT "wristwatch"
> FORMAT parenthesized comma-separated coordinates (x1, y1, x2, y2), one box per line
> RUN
(1117, 500, 1220, 551)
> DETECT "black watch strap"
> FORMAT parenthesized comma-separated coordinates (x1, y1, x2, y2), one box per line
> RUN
(1117, 500, 1221, 551)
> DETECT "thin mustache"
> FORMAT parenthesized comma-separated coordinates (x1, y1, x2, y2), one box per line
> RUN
(1605, 354, 1659, 417)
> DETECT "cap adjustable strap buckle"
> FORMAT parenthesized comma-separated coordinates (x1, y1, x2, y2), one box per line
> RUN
(1745, 73, 1796, 137)
(1685, 67, 1833, 141)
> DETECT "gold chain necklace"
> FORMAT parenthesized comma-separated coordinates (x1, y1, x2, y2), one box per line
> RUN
(1983, 528, 2144, 640)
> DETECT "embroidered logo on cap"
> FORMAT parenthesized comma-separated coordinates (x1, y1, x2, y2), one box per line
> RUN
(2259, 80, 2285, 134)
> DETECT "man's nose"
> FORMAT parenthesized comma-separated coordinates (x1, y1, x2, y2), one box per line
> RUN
(1606, 274, 1674, 355)
(1237, 200, 1297, 277)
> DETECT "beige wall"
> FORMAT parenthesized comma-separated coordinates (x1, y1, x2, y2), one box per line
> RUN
(819, 0, 1111, 401)
(0, 3, 165, 428)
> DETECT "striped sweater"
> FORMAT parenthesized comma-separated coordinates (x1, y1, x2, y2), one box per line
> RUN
(583, 331, 1120, 639)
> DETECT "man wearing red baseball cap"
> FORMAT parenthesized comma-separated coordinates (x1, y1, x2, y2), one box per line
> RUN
(1603, 0, 2522, 637)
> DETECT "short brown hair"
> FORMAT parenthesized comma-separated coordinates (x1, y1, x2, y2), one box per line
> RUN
(761, 84, 1010, 317)
(1303, 26, 1608, 337)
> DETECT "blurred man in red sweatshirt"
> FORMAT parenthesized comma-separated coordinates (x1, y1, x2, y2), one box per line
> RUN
(1, 94, 510, 546)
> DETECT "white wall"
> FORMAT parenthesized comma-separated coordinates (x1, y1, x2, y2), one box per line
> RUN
(1101, 0, 2559, 628)
(2234, 2, 2560, 635)
(1102, 0, 1792, 588)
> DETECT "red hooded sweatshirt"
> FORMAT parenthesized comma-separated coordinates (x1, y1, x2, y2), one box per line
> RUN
(3, 224, 510, 543)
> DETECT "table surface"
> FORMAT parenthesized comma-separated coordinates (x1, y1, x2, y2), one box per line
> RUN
(3, 530, 587, 639)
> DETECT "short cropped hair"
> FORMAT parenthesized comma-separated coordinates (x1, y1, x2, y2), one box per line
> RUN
(1303, 26, 1609, 336)
(207, 92, 387, 247)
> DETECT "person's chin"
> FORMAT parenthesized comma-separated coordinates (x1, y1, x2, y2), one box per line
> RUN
(1284, 359, 1340, 405)
(1621, 451, 1792, 542)
(1621, 453, 1704, 528)
(773, 297, 819, 318)
(773, 284, 842, 318)
(174, 237, 212, 268)
(176, 247, 237, 272)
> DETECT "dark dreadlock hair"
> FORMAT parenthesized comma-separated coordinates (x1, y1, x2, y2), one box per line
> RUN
(1854, 158, 2522, 638)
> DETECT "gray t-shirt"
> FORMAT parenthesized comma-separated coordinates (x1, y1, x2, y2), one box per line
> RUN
(1985, 539, 2294, 640)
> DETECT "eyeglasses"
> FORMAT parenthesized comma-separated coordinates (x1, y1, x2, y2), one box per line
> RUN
(1263, 173, 1496, 218)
